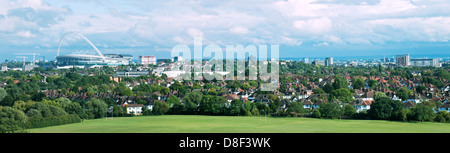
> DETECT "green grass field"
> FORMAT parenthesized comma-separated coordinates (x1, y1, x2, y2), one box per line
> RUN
(29, 115, 450, 133)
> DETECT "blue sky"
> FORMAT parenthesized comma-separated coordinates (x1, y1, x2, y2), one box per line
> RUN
(0, 0, 450, 61)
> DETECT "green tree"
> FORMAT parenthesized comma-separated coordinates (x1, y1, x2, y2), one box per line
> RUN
(85, 98, 108, 119)
(396, 87, 412, 101)
(311, 109, 321, 118)
(323, 83, 333, 93)
(435, 111, 449, 123)
(332, 76, 348, 90)
(198, 95, 225, 115)
(12, 100, 34, 112)
(153, 101, 169, 115)
(374, 92, 387, 101)
(171, 81, 183, 91)
(318, 102, 344, 119)
(166, 95, 181, 107)
(368, 97, 403, 120)
(343, 104, 356, 116)
(0, 106, 28, 133)
(351, 77, 365, 90)
(330, 88, 353, 103)
(183, 92, 203, 114)
(114, 83, 133, 97)
(286, 102, 306, 117)
(409, 103, 435, 122)
(415, 85, 427, 94)
(0, 89, 7, 102)
(228, 99, 242, 116)
(313, 88, 325, 94)
(368, 79, 379, 89)
(64, 102, 87, 119)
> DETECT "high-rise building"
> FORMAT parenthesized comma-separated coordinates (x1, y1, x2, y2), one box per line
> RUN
(396, 54, 410, 67)
(325, 57, 333, 66)
(410, 58, 440, 67)
(303, 57, 309, 64)
(140, 56, 156, 65)
(312, 60, 324, 66)
(173, 56, 183, 62)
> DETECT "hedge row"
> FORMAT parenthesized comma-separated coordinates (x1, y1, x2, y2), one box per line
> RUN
(26, 114, 82, 129)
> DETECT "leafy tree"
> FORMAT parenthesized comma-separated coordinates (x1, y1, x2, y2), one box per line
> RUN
(343, 104, 356, 116)
(330, 88, 353, 103)
(374, 92, 388, 101)
(166, 95, 180, 107)
(313, 88, 325, 94)
(55, 97, 72, 108)
(12, 100, 34, 112)
(396, 87, 412, 101)
(112, 105, 126, 117)
(435, 111, 449, 123)
(0, 95, 14, 107)
(241, 101, 252, 116)
(351, 77, 365, 89)
(415, 85, 427, 93)
(30, 92, 46, 101)
(318, 102, 344, 119)
(0, 106, 28, 133)
(311, 109, 321, 118)
(323, 83, 333, 93)
(409, 103, 435, 122)
(85, 98, 108, 119)
(183, 92, 203, 114)
(198, 95, 225, 115)
(41, 99, 61, 108)
(228, 99, 242, 116)
(286, 102, 306, 117)
(64, 102, 87, 119)
(368, 79, 379, 89)
(153, 101, 169, 115)
(0, 89, 7, 102)
(332, 76, 348, 90)
(256, 102, 270, 115)
(160, 87, 170, 95)
(171, 81, 183, 91)
(436, 69, 450, 80)
(368, 97, 403, 120)
(114, 83, 133, 97)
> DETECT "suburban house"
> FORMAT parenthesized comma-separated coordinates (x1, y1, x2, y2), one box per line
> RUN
(351, 100, 373, 113)
(403, 101, 416, 109)
(302, 100, 314, 110)
(124, 103, 144, 115)
(437, 102, 450, 113)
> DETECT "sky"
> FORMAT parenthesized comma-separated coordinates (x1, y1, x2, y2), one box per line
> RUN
(0, 0, 450, 61)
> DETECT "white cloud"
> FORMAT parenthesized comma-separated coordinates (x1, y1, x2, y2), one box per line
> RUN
(16, 31, 35, 38)
(293, 17, 333, 34)
(313, 42, 329, 46)
(1, 0, 450, 54)
(229, 26, 248, 35)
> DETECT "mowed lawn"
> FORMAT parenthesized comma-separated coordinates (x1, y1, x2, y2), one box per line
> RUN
(29, 115, 450, 133)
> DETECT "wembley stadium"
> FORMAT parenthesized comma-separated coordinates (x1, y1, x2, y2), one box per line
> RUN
(56, 32, 133, 67)
(56, 54, 133, 66)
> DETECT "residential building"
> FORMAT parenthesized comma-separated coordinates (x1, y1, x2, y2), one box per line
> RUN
(396, 54, 410, 67)
(410, 58, 440, 67)
(124, 103, 144, 115)
(325, 57, 333, 67)
(140, 56, 156, 65)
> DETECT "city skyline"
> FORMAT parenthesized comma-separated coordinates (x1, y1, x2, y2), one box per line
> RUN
(1, 0, 450, 60)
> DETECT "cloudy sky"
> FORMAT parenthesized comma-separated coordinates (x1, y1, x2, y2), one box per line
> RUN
(1, 0, 450, 60)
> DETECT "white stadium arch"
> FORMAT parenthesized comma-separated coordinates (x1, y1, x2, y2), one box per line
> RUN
(57, 32, 106, 60)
